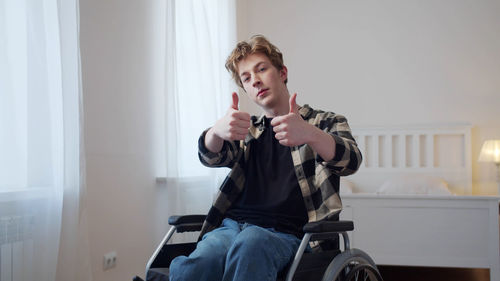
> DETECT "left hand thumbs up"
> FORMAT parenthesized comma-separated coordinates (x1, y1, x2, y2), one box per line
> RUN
(271, 93, 311, 147)
(289, 93, 298, 114)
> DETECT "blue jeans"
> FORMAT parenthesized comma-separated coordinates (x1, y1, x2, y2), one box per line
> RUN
(169, 218, 302, 281)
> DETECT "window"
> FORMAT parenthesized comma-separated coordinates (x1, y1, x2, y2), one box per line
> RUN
(160, 0, 237, 182)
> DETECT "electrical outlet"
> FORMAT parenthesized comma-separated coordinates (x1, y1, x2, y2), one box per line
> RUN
(103, 251, 117, 270)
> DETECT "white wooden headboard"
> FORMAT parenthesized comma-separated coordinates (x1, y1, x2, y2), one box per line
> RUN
(348, 124, 472, 195)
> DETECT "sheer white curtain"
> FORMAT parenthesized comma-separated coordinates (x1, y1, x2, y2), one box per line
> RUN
(0, 0, 91, 281)
(164, 0, 237, 214)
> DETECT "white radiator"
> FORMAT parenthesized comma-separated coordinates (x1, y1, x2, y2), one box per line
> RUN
(0, 215, 34, 281)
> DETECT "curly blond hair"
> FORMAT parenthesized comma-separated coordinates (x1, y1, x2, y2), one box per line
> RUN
(225, 35, 287, 88)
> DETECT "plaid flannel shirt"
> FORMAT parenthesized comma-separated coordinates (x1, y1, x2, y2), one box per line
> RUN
(197, 104, 362, 244)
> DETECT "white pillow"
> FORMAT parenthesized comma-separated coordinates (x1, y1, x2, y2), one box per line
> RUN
(377, 174, 453, 195)
(340, 178, 355, 195)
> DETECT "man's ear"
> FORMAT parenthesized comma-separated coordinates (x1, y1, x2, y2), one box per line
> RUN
(280, 66, 288, 82)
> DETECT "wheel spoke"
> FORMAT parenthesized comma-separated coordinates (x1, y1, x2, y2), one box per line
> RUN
(342, 265, 383, 281)
(321, 250, 383, 281)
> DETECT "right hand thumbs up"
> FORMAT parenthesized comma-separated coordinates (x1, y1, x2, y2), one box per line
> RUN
(231, 92, 239, 110)
(210, 92, 250, 141)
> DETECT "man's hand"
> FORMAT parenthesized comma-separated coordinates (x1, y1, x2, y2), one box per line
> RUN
(271, 93, 311, 147)
(271, 93, 336, 161)
(205, 93, 251, 152)
(214, 92, 251, 141)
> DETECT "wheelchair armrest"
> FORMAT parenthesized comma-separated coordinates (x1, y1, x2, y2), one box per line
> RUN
(303, 220, 354, 233)
(168, 215, 206, 233)
(168, 215, 206, 225)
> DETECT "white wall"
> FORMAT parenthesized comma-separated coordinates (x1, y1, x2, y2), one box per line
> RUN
(237, 0, 500, 194)
(80, 0, 169, 280)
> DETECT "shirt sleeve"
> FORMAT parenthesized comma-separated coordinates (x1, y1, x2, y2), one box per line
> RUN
(315, 113, 362, 176)
(198, 128, 242, 168)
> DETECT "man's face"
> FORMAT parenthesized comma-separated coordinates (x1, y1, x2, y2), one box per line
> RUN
(237, 53, 288, 111)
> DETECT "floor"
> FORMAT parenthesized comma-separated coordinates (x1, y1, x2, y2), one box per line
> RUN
(378, 266, 490, 281)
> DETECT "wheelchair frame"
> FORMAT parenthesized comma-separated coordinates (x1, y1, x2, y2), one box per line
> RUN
(136, 215, 383, 281)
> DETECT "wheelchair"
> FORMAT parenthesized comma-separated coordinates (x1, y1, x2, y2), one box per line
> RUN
(133, 215, 383, 281)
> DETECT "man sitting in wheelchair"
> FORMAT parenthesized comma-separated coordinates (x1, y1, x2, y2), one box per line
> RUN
(169, 35, 363, 281)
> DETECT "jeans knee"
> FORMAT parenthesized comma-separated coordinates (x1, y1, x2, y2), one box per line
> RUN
(228, 230, 273, 261)
(169, 254, 224, 281)
(227, 226, 300, 267)
(223, 232, 281, 281)
(238, 236, 263, 254)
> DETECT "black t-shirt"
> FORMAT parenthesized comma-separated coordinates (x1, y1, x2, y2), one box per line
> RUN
(225, 117, 309, 237)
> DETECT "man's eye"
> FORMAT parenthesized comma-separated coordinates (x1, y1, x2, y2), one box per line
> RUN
(259, 67, 266, 72)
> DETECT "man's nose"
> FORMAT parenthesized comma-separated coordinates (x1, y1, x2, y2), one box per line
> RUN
(252, 75, 261, 88)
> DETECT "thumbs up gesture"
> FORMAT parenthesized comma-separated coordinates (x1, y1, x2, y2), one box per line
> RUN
(270, 93, 310, 147)
(288, 92, 299, 114)
(230, 91, 240, 110)
(212, 92, 251, 141)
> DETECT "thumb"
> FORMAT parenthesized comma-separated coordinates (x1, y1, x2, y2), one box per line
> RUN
(289, 93, 298, 114)
(231, 92, 239, 110)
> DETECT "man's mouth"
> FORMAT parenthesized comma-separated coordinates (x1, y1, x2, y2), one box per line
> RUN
(257, 89, 269, 97)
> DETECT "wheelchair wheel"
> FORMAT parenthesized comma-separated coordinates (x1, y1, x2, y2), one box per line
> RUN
(321, 249, 383, 281)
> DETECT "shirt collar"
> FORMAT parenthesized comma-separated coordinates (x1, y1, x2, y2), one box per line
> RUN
(246, 104, 313, 142)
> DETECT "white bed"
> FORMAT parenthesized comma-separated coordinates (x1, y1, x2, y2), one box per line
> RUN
(339, 124, 500, 281)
